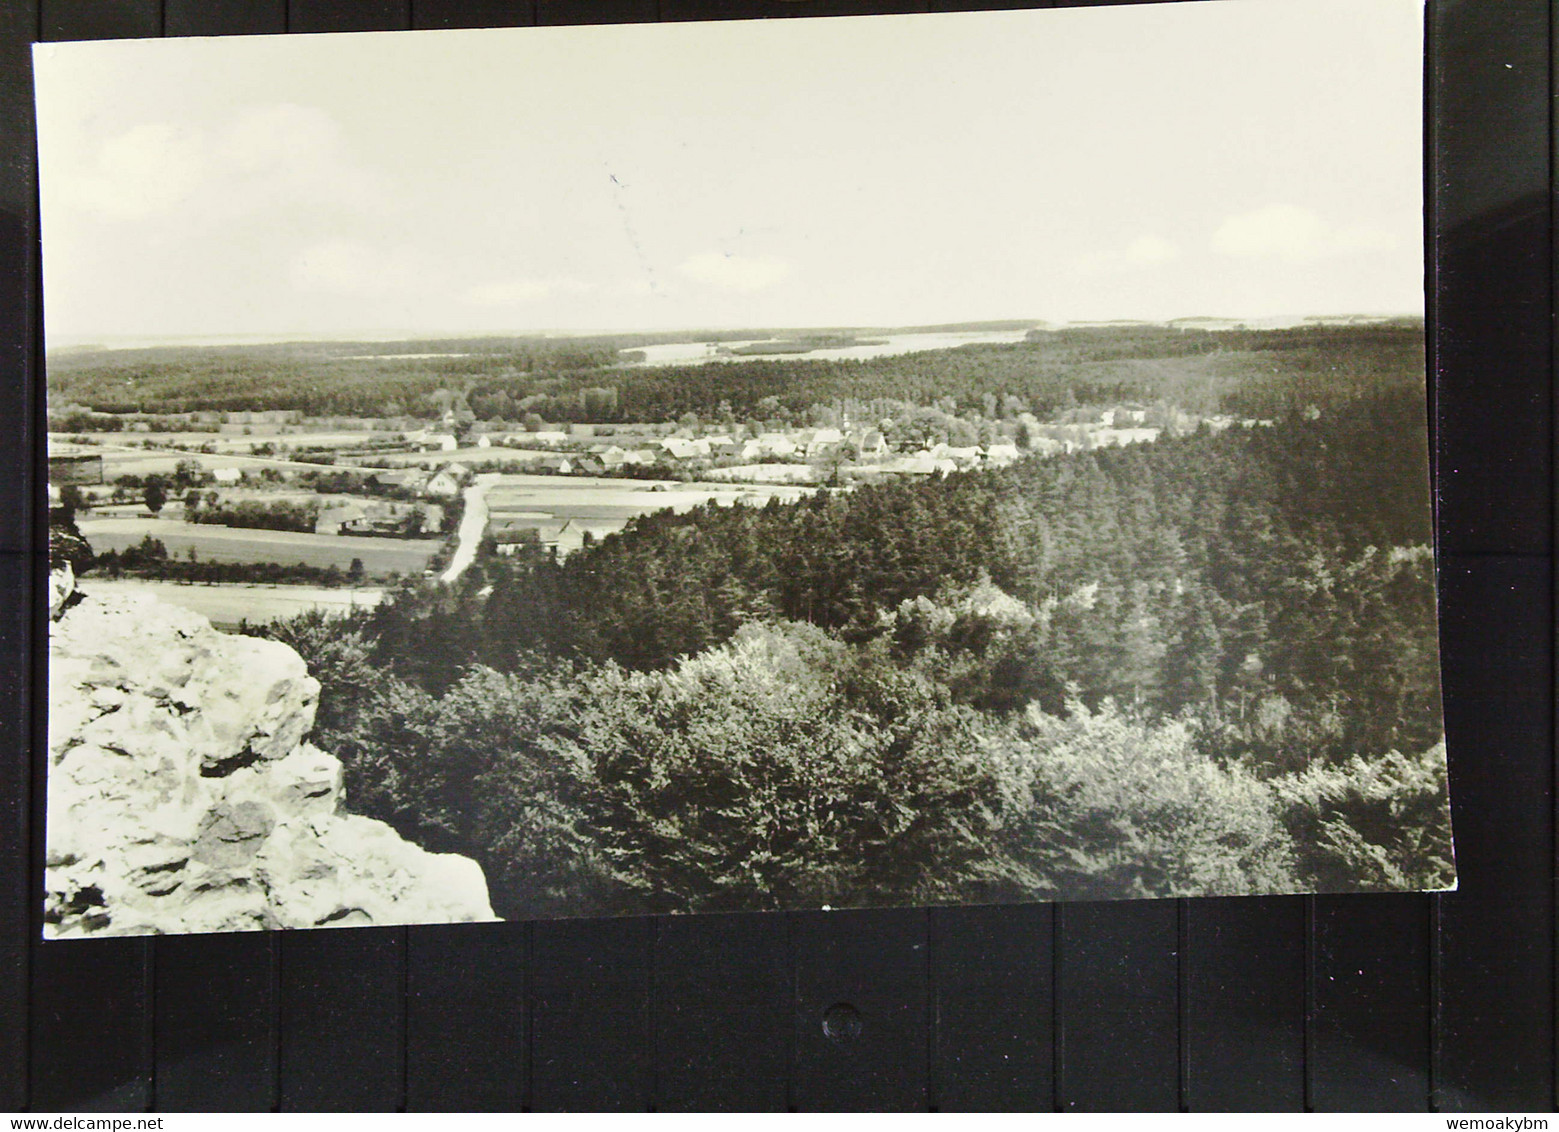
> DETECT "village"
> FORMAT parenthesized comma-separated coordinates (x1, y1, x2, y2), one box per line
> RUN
(47, 397, 1276, 622)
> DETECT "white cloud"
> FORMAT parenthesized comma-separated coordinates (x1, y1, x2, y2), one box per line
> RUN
(1124, 235, 1180, 265)
(62, 103, 387, 226)
(291, 239, 420, 295)
(215, 103, 386, 213)
(1212, 204, 1399, 263)
(65, 122, 208, 220)
(678, 252, 791, 292)
(461, 277, 594, 306)
(220, 103, 337, 171)
(1076, 235, 1181, 275)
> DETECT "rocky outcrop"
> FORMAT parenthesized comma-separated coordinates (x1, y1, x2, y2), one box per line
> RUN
(46, 589, 496, 937)
(47, 561, 74, 620)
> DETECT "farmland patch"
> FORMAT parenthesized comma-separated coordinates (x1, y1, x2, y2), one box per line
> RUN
(78, 517, 440, 573)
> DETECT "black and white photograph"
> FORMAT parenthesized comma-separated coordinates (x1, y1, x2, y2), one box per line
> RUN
(35, 0, 1450, 939)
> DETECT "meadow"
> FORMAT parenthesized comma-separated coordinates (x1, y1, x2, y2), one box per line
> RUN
(77, 517, 441, 574)
(482, 474, 811, 532)
(82, 578, 385, 628)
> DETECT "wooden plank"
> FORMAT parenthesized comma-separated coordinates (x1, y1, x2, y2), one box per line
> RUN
(1432, 558, 1554, 1109)
(0, 0, 36, 1107)
(1183, 897, 1305, 1111)
(1431, 0, 1551, 559)
(154, 934, 278, 1111)
(927, 1, 1048, 11)
(0, 0, 37, 253)
(30, 940, 152, 1111)
(1056, 901, 1178, 1111)
(287, 0, 410, 33)
(652, 913, 790, 1111)
(278, 927, 405, 1112)
(0, 557, 30, 1113)
(529, 917, 652, 1111)
(1310, 894, 1432, 1111)
(791, 908, 929, 1112)
(412, 0, 535, 29)
(41, 0, 161, 40)
(406, 922, 527, 1111)
(930, 903, 1053, 1111)
(536, 0, 656, 25)
(660, 0, 927, 22)
(165, 0, 286, 36)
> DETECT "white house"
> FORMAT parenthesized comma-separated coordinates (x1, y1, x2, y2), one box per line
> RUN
(984, 442, 1022, 467)
(805, 427, 845, 456)
(315, 502, 368, 535)
(1092, 427, 1161, 448)
(931, 444, 983, 468)
(550, 520, 587, 557)
(661, 438, 702, 462)
(211, 467, 243, 484)
(425, 470, 462, 496)
(372, 469, 429, 493)
(756, 433, 798, 458)
(851, 430, 889, 460)
(535, 455, 574, 475)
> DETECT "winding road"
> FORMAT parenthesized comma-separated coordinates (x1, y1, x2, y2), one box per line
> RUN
(440, 473, 499, 583)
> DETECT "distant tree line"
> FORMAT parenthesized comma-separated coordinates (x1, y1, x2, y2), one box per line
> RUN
(50, 323, 1422, 424)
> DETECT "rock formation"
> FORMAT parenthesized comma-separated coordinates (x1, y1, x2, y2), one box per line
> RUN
(46, 587, 496, 937)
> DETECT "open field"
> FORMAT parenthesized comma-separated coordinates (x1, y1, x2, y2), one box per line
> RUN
(370, 445, 559, 469)
(79, 578, 385, 628)
(59, 429, 402, 449)
(481, 474, 815, 553)
(78, 517, 441, 573)
(50, 435, 411, 478)
(58, 446, 392, 479)
(483, 474, 811, 521)
(704, 463, 819, 484)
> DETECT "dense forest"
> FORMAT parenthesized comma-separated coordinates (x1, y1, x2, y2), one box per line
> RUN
(220, 336, 1450, 918)
(49, 321, 1423, 425)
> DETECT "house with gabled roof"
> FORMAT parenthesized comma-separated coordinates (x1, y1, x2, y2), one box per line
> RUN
(851, 430, 889, 460)
(755, 433, 798, 458)
(371, 468, 430, 492)
(660, 438, 702, 462)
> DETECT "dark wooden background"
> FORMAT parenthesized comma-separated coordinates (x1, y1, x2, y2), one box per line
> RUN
(0, 0, 1551, 1112)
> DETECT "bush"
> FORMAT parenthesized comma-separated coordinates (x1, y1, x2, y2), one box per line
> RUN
(1271, 741, 1454, 891)
(987, 700, 1300, 899)
(274, 643, 612, 920)
(576, 621, 1008, 912)
(188, 497, 319, 532)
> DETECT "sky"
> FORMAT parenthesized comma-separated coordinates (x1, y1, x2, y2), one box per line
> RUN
(33, 0, 1424, 346)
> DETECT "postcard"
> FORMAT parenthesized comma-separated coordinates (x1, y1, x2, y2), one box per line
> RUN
(35, 0, 1449, 937)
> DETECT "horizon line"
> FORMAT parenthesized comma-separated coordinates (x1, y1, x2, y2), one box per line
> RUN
(47, 312, 1427, 354)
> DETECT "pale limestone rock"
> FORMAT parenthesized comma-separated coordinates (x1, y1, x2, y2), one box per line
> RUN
(48, 562, 74, 620)
(45, 589, 496, 937)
